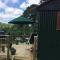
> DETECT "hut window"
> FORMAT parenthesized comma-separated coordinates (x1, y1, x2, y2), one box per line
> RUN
(56, 12, 60, 30)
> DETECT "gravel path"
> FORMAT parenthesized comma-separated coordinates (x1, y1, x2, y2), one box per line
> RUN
(13, 43, 33, 60)
(0, 43, 33, 60)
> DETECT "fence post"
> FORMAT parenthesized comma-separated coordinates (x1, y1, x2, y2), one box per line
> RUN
(7, 34, 10, 60)
(33, 36, 38, 60)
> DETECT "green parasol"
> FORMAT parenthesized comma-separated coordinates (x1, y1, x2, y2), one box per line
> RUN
(8, 16, 34, 24)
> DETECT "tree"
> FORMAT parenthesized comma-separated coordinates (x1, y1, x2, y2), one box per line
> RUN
(21, 4, 39, 22)
(21, 4, 39, 33)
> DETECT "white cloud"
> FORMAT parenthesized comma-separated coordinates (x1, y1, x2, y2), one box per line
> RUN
(5, 7, 14, 13)
(20, 2, 29, 10)
(0, 1, 23, 23)
(20, 0, 40, 10)
(0, 8, 23, 23)
(0, 1, 7, 8)
(0, 13, 11, 23)
(5, 7, 23, 16)
(0, 11, 23, 23)
(13, 8, 23, 15)
(26, 0, 40, 5)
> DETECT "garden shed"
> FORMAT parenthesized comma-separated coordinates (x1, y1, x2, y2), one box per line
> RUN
(37, 0, 60, 60)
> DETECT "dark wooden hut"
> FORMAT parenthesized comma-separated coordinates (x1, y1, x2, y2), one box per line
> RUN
(37, 0, 60, 60)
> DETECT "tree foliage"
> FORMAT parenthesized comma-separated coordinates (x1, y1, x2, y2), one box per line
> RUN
(21, 4, 39, 21)
(0, 22, 33, 35)
(21, 4, 39, 33)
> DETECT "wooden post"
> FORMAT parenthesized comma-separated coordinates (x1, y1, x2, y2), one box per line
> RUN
(33, 36, 38, 60)
(7, 35, 10, 60)
(7, 43, 10, 60)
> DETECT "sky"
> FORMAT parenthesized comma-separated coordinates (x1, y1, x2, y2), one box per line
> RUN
(0, 0, 40, 23)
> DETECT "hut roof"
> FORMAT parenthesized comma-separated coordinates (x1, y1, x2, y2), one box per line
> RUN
(38, 0, 60, 11)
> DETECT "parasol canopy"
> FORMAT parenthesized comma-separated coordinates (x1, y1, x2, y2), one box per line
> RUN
(8, 16, 34, 24)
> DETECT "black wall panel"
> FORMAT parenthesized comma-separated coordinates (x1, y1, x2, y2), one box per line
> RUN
(37, 11, 57, 60)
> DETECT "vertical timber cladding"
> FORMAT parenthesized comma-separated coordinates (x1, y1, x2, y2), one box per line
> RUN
(38, 10, 57, 60)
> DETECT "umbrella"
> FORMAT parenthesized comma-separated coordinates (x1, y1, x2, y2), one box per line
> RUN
(8, 16, 35, 24)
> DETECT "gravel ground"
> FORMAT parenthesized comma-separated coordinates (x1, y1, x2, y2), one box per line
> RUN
(12, 43, 33, 60)
(0, 43, 33, 60)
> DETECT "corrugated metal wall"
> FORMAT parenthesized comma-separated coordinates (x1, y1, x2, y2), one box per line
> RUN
(37, 10, 57, 60)
(56, 11, 60, 60)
